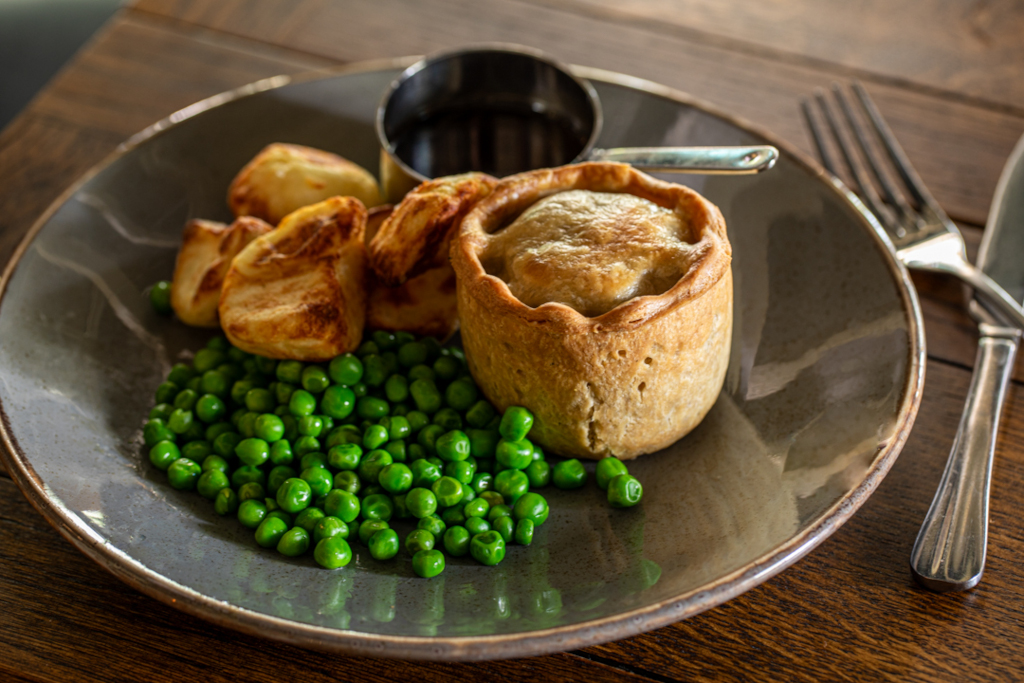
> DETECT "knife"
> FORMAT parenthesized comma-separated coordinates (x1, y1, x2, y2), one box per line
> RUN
(910, 132, 1024, 592)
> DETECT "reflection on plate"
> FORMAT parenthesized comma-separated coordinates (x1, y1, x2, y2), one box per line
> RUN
(0, 59, 923, 660)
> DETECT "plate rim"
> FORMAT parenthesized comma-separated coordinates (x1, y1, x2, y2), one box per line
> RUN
(0, 56, 926, 661)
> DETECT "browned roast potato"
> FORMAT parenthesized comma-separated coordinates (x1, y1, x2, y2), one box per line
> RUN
(170, 216, 272, 327)
(219, 196, 368, 360)
(363, 205, 459, 339)
(228, 143, 382, 225)
(367, 172, 497, 287)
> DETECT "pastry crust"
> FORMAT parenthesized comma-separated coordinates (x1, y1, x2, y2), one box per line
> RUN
(219, 196, 368, 361)
(451, 162, 732, 460)
(368, 172, 497, 287)
(228, 143, 382, 224)
(170, 216, 272, 327)
(364, 205, 459, 339)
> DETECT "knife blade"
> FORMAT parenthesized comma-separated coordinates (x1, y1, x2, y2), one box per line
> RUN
(910, 132, 1024, 591)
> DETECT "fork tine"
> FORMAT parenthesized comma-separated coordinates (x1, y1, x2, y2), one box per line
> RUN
(800, 97, 842, 177)
(831, 83, 920, 235)
(811, 87, 897, 232)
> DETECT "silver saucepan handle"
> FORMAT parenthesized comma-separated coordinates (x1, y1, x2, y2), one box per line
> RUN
(588, 145, 778, 174)
(910, 323, 1020, 591)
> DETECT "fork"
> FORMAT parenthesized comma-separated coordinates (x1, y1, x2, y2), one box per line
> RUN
(800, 81, 1024, 329)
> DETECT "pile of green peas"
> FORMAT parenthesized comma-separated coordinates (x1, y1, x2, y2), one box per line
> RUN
(142, 328, 643, 578)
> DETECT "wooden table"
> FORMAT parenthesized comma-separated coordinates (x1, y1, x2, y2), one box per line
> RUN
(2, 1, 1023, 680)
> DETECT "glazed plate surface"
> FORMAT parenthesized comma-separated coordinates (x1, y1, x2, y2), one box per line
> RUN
(0, 59, 924, 660)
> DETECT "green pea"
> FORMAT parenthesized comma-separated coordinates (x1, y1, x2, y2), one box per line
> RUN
(301, 366, 331, 394)
(254, 516, 288, 548)
(470, 530, 506, 566)
(166, 363, 194, 386)
(494, 469, 530, 504)
(274, 359, 303, 384)
(358, 519, 389, 546)
(384, 374, 408, 403)
(266, 510, 292, 526)
(480, 491, 505, 509)
(301, 466, 333, 498)
(294, 507, 326, 533)
(272, 381, 295, 406)
(464, 516, 490, 536)
(149, 280, 173, 314)
(234, 437, 269, 467)
(357, 396, 390, 420)
(369, 528, 400, 561)
(431, 476, 464, 508)
(608, 474, 643, 508)
(553, 459, 588, 490)
(464, 498, 490, 519)
(148, 440, 180, 471)
(444, 460, 475, 486)
(378, 463, 413, 494)
(314, 535, 353, 569)
(405, 487, 438, 519)
(433, 430, 470, 463)
(211, 432, 240, 458)
(148, 403, 174, 422)
(362, 424, 389, 450)
(333, 470, 361, 495)
(143, 420, 176, 449)
(409, 460, 442, 489)
(362, 493, 395, 522)
(237, 499, 268, 528)
(218, 363, 244, 383)
(410, 378, 442, 414)
(372, 330, 398, 350)
(515, 518, 534, 545)
(443, 525, 471, 557)
(324, 443, 359, 472)
(444, 378, 478, 411)
(524, 460, 551, 488)
(325, 424, 361, 448)
(384, 439, 407, 463)
(392, 493, 411, 520)
(351, 382, 368, 398)
(197, 469, 230, 499)
(230, 465, 265, 489)
(313, 516, 349, 543)
(167, 458, 201, 490)
(193, 348, 226, 374)
(358, 449, 393, 483)
(465, 400, 496, 429)
(267, 465, 297, 495)
(408, 365, 435, 383)
(496, 438, 534, 470)
(391, 403, 410, 417)
(359, 354, 386, 387)
(410, 549, 444, 578)
(356, 340, 380, 357)
(204, 422, 234, 442)
(405, 529, 435, 555)
(294, 435, 321, 457)
(499, 406, 534, 442)
(432, 356, 460, 382)
(379, 416, 410, 441)
(276, 527, 310, 557)
(228, 380, 253, 406)
(395, 341, 427, 368)
(185, 377, 203, 394)
(596, 457, 629, 490)
(432, 408, 463, 432)
(285, 389, 314, 417)
(298, 415, 323, 437)
(407, 443, 427, 462)
(328, 353, 363, 386)
(416, 516, 445, 540)
(467, 429, 499, 459)
(471, 472, 494, 493)
(487, 504, 512, 524)
(167, 408, 194, 435)
(214, 487, 239, 516)
(236, 411, 258, 438)
(195, 394, 226, 423)
(276, 478, 312, 513)
(320, 385, 355, 420)
(200, 370, 230, 398)
(253, 414, 285, 442)
(513, 492, 549, 525)
(492, 514, 515, 544)
(406, 410, 430, 433)
(268, 439, 293, 466)
(237, 481, 265, 502)
(324, 489, 361, 523)
(154, 382, 180, 405)
(442, 505, 466, 527)
(299, 452, 328, 471)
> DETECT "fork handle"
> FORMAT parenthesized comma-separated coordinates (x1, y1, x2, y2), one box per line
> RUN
(910, 324, 1020, 591)
(929, 261, 1024, 329)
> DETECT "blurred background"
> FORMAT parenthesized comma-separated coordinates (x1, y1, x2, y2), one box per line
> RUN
(0, 0, 123, 129)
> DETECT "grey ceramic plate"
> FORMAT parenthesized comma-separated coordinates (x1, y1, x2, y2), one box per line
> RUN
(0, 58, 924, 661)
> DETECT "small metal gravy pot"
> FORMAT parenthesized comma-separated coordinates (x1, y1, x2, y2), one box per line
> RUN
(375, 45, 778, 200)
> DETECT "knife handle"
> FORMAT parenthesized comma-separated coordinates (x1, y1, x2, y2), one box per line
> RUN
(910, 324, 1020, 591)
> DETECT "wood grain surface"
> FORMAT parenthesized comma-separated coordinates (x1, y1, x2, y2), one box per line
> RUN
(1, 1, 1023, 681)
